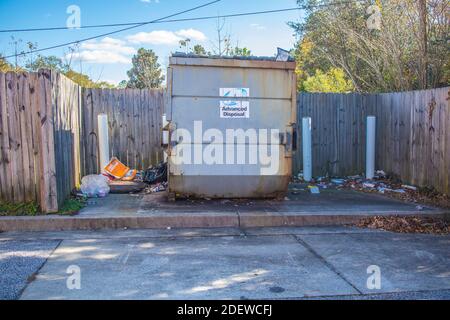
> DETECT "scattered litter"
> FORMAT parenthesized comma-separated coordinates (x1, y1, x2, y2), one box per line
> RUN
(284, 197, 290, 201)
(363, 182, 376, 189)
(141, 162, 167, 184)
(308, 186, 320, 194)
(331, 178, 345, 185)
(375, 170, 387, 177)
(402, 185, 417, 191)
(104, 157, 130, 179)
(121, 169, 137, 181)
(416, 205, 424, 211)
(393, 189, 406, 194)
(80, 175, 110, 198)
(144, 182, 168, 194)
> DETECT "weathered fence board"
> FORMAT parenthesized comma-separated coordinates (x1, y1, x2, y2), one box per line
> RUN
(51, 72, 82, 207)
(295, 87, 450, 194)
(81, 88, 164, 175)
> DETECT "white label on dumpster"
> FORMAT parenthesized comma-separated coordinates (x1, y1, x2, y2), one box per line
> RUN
(220, 88, 250, 98)
(220, 101, 250, 118)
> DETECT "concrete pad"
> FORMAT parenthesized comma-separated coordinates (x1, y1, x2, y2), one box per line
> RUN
(298, 232, 450, 294)
(1, 187, 446, 232)
(20, 235, 358, 300)
(79, 194, 143, 217)
(0, 240, 60, 300)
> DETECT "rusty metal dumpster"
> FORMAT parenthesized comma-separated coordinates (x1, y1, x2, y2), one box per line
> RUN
(165, 54, 297, 199)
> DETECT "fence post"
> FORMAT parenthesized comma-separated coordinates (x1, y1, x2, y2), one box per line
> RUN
(302, 117, 312, 182)
(366, 116, 376, 180)
(38, 69, 58, 213)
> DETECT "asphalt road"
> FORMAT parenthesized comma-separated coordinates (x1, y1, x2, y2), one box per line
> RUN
(0, 227, 449, 300)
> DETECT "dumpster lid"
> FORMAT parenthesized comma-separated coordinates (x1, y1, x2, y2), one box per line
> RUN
(169, 53, 296, 70)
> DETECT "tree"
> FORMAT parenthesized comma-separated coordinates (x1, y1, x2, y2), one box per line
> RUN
(25, 55, 68, 72)
(289, 0, 449, 92)
(126, 48, 164, 89)
(193, 44, 207, 55)
(229, 46, 252, 57)
(303, 68, 354, 93)
(0, 55, 14, 72)
(179, 38, 191, 54)
(117, 80, 128, 89)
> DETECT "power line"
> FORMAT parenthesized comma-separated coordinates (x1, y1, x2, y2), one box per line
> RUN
(0, 7, 301, 33)
(2, 0, 221, 59)
(2, 0, 365, 59)
(0, 0, 365, 34)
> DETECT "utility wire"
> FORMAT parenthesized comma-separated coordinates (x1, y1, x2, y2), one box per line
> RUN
(0, 0, 365, 34)
(2, 0, 366, 59)
(2, 0, 221, 59)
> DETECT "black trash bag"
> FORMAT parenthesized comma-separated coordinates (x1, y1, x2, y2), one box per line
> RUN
(142, 162, 167, 184)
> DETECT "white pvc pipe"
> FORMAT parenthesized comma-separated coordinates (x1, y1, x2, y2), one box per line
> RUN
(98, 114, 110, 172)
(302, 117, 312, 182)
(366, 116, 376, 180)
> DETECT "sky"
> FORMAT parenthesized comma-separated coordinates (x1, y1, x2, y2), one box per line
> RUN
(0, 0, 304, 85)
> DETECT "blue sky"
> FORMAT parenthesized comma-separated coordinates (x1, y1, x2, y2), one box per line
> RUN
(0, 0, 304, 84)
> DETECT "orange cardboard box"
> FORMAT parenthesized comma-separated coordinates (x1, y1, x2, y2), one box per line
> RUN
(104, 157, 130, 179)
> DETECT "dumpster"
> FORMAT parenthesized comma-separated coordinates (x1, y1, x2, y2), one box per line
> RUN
(165, 54, 297, 199)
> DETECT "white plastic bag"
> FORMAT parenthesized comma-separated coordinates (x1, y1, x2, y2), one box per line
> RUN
(80, 175, 110, 198)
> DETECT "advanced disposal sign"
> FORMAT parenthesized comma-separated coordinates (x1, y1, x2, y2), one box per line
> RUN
(220, 88, 250, 119)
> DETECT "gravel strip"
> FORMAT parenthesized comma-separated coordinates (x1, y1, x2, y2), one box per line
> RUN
(0, 240, 60, 300)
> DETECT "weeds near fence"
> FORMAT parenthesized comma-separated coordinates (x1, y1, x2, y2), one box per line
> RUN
(0, 202, 39, 216)
(57, 197, 86, 216)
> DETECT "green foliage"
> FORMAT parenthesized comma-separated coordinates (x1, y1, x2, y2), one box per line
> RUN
(0, 56, 14, 72)
(26, 55, 68, 72)
(58, 197, 86, 215)
(64, 70, 115, 88)
(290, 0, 450, 92)
(303, 68, 354, 93)
(0, 201, 39, 216)
(117, 80, 128, 89)
(229, 46, 252, 57)
(193, 44, 207, 55)
(126, 48, 164, 89)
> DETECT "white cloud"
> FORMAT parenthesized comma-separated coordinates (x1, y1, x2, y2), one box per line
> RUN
(175, 29, 207, 41)
(69, 51, 132, 64)
(127, 29, 207, 45)
(68, 37, 136, 64)
(81, 37, 136, 55)
(67, 37, 136, 64)
(250, 23, 266, 31)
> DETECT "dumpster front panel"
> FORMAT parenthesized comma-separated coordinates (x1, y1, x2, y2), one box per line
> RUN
(168, 56, 296, 199)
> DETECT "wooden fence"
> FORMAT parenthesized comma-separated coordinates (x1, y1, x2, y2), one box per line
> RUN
(294, 87, 450, 194)
(81, 88, 164, 175)
(0, 70, 165, 212)
(1, 69, 449, 212)
(0, 70, 57, 211)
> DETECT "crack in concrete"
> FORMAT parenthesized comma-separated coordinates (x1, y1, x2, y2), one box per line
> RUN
(17, 239, 63, 300)
(293, 235, 364, 295)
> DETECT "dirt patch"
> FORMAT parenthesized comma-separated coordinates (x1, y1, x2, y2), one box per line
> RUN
(357, 216, 449, 235)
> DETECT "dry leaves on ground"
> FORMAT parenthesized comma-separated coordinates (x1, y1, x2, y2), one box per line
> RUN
(357, 216, 450, 235)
